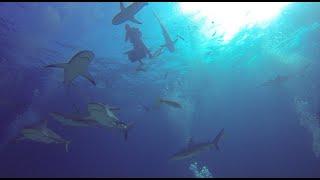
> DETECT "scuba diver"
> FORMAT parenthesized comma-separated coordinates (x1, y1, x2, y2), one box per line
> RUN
(124, 24, 152, 64)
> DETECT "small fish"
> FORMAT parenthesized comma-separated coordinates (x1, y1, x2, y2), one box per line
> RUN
(141, 104, 150, 112)
(158, 98, 182, 109)
(212, 31, 217, 37)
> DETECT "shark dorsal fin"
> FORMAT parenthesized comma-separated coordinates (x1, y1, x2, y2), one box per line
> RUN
(120, 2, 125, 11)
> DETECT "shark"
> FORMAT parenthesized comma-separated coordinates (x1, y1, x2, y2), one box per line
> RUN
(49, 112, 99, 127)
(260, 63, 311, 88)
(45, 50, 96, 86)
(158, 98, 182, 109)
(86, 103, 134, 140)
(112, 2, 148, 25)
(15, 120, 71, 152)
(152, 11, 184, 54)
(170, 128, 224, 161)
(50, 103, 133, 140)
(260, 75, 290, 87)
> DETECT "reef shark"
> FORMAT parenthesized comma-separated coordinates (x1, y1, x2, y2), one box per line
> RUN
(112, 2, 148, 25)
(152, 10, 184, 54)
(15, 120, 71, 152)
(170, 128, 224, 161)
(50, 103, 133, 140)
(260, 75, 290, 87)
(260, 63, 311, 88)
(158, 98, 182, 109)
(45, 50, 96, 86)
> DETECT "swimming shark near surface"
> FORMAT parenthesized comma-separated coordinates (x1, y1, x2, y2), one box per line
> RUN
(152, 10, 184, 55)
(259, 63, 311, 88)
(15, 119, 71, 152)
(170, 128, 224, 161)
(45, 50, 96, 86)
(259, 75, 290, 87)
(112, 2, 148, 25)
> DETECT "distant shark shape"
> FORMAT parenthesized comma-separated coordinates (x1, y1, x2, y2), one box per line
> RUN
(259, 63, 311, 88)
(259, 75, 290, 87)
(50, 112, 99, 127)
(112, 2, 148, 25)
(86, 103, 134, 140)
(50, 103, 133, 141)
(158, 98, 182, 109)
(170, 128, 224, 161)
(152, 10, 184, 54)
(45, 50, 96, 86)
(15, 120, 71, 152)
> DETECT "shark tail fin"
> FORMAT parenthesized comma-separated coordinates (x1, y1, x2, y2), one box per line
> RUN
(123, 122, 135, 141)
(65, 141, 71, 152)
(212, 128, 224, 151)
(45, 63, 68, 69)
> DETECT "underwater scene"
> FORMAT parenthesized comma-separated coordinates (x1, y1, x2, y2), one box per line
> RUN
(0, 2, 320, 178)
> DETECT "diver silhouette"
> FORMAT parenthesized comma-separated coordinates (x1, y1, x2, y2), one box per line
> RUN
(124, 24, 151, 64)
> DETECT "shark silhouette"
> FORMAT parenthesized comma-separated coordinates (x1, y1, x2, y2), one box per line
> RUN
(45, 50, 96, 86)
(50, 103, 133, 140)
(112, 2, 148, 25)
(15, 120, 71, 152)
(152, 10, 184, 54)
(170, 128, 224, 161)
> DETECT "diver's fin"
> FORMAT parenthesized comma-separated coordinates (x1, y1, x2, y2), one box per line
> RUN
(129, 16, 142, 24)
(120, 2, 125, 11)
(212, 128, 224, 151)
(80, 71, 96, 86)
(45, 63, 68, 69)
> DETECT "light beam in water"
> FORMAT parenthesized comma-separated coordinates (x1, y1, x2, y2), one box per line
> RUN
(179, 2, 291, 43)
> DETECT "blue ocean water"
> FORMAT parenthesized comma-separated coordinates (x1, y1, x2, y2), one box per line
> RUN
(0, 2, 320, 178)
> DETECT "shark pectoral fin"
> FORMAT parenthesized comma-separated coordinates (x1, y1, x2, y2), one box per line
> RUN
(120, 2, 125, 11)
(212, 128, 224, 151)
(81, 71, 96, 86)
(129, 16, 142, 24)
(45, 63, 68, 69)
